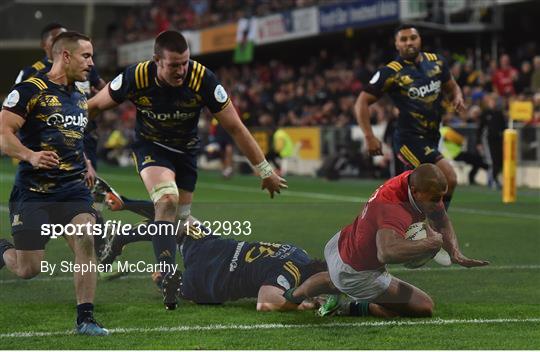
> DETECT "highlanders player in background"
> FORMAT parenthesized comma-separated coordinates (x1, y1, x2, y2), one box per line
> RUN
(0, 32, 108, 335)
(88, 30, 287, 310)
(356, 25, 465, 209)
(283, 164, 488, 318)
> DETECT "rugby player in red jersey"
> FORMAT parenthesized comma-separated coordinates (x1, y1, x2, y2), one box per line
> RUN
(283, 164, 488, 318)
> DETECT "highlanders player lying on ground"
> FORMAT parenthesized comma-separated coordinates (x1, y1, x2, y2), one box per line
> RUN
(96, 210, 326, 311)
(168, 222, 326, 311)
(88, 30, 287, 309)
(282, 164, 488, 318)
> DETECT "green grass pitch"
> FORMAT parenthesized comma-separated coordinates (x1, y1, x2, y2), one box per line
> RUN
(0, 159, 539, 349)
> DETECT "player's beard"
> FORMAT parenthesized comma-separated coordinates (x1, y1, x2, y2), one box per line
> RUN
(402, 46, 419, 60)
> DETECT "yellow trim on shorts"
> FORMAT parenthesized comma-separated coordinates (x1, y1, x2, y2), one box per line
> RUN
(400, 145, 421, 167)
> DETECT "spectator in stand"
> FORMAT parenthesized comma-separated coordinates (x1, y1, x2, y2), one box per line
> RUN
(530, 56, 540, 93)
(515, 61, 532, 95)
(492, 54, 518, 96)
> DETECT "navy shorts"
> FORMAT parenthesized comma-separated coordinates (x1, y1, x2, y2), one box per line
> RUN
(393, 132, 443, 169)
(132, 140, 198, 192)
(9, 185, 96, 250)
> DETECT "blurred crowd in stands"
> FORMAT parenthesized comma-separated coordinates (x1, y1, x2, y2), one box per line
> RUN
(111, 0, 319, 44)
(94, 1, 540, 181)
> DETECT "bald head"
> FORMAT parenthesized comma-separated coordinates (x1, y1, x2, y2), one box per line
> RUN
(410, 164, 448, 195)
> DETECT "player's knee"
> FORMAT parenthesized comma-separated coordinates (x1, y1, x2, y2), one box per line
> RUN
(256, 303, 272, 312)
(74, 233, 95, 257)
(413, 296, 434, 317)
(154, 194, 179, 216)
(17, 265, 40, 279)
(151, 181, 179, 217)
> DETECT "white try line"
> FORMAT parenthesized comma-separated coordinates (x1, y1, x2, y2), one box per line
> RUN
(1, 318, 540, 338)
(1, 264, 539, 284)
(0, 173, 538, 220)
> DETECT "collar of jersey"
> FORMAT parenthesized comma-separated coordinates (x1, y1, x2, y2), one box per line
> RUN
(38, 72, 76, 92)
(407, 184, 423, 215)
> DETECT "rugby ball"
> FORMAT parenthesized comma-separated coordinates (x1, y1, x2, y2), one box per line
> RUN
(403, 222, 452, 268)
(403, 222, 433, 269)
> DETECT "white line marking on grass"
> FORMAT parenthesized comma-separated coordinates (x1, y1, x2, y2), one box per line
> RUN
(1, 318, 540, 338)
(1, 173, 537, 220)
(1, 265, 538, 284)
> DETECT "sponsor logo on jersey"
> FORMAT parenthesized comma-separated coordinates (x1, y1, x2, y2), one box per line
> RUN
(3, 90, 20, 108)
(229, 241, 246, 272)
(142, 155, 155, 165)
(136, 96, 152, 107)
(41, 95, 62, 107)
(140, 109, 196, 121)
(214, 85, 228, 103)
(369, 71, 380, 84)
(398, 75, 414, 86)
(11, 214, 23, 226)
(46, 112, 88, 129)
(277, 275, 291, 290)
(407, 80, 441, 99)
(110, 74, 123, 90)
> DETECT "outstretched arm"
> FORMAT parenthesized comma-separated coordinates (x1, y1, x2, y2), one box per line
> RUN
(257, 285, 318, 312)
(87, 83, 119, 119)
(428, 210, 489, 267)
(215, 103, 287, 198)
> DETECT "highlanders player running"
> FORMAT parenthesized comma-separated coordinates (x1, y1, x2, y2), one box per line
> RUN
(356, 25, 465, 209)
(0, 32, 108, 335)
(88, 30, 286, 310)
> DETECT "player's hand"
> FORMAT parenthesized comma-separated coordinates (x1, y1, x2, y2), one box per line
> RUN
(452, 95, 466, 114)
(261, 173, 288, 198)
(450, 251, 490, 268)
(84, 160, 97, 189)
(365, 135, 383, 156)
(424, 223, 443, 252)
(28, 150, 59, 169)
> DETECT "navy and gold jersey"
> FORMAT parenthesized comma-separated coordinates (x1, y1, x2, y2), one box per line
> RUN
(2, 73, 89, 193)
(108, 60, 231, 152)
(180, 235, 314, 304)
(364, 52, 451, 139)
(15, 56, 102, 96)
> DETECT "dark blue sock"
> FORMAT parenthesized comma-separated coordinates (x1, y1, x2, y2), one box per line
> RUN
(77, 302, 94, 325)
(349, 301, 371, 316)
(122, 196, 156, 219)
(150, 221, 177, 277)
